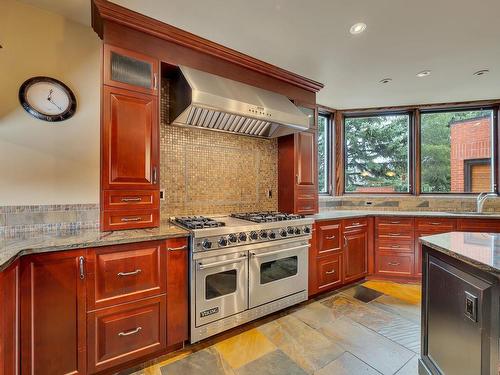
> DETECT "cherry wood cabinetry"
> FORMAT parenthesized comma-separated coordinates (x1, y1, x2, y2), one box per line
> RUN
(20, 250, 87, 375)
(101, 46, 160, 231)
(0, 261, 20, 375)
(309, 218, 369, 296)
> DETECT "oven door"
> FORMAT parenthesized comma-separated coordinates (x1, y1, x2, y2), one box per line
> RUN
(195, 251, 248, 327)
(249, 239, 309, 308)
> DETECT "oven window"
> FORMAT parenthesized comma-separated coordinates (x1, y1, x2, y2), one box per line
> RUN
(260, 256, 298, 284)
(205, 270, 237, 300)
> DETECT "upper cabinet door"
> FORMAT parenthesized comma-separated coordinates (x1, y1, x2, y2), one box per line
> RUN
(104, 44, 159, 95)
(296, 131, 317, 187)
(102, 85, 159, 190)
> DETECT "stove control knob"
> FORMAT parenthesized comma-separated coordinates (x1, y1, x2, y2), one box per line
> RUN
(294, 227, 301, 235)
(280, 229, 287, 237)
(303, 226, 311, 234)
(269, 231, 277, 239)
(202, 239, 212, 250)
(250, 231, 258, 240)
(287, 226, 295, 235)
(259, 230, 268, 239)
(238, 232, 247, 242)
(218, 237, 228, 247)
(228, 233, 238, 243)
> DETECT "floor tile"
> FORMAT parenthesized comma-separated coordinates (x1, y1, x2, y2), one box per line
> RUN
(258, 314, 344, 373)
(370, 294, 421, 325)
(160, 347, 234, 375)
(291, 301, 338, 329)
(395, 355, 419, 375)
(236, 350, 307, 375)
(342, 285, 384, 303)
(362, 280, 421, 305)
(213, 328, 276, 369)
(319, 317, 414, 375)
(314, 352, 382, 375)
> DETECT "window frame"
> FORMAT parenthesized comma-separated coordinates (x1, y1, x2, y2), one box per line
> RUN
(317, 110, 334, 195)
(418, 106, 499, 195)
(342, 110, 415, 195)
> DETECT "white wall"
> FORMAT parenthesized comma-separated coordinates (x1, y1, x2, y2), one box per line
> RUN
(0, 0, 100, 205)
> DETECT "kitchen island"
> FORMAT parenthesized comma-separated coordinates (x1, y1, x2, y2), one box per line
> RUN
(419, 232, 500, 375)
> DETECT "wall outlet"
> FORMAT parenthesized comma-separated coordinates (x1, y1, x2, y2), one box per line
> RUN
(160, 189, 166, 201)
(267, 189, 272, 198)
(365, 201, 373, 206)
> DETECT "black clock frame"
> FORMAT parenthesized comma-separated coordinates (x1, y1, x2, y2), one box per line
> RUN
(19, 76, 77, 122)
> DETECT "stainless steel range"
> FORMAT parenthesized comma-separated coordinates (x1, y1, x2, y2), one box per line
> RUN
(172, 212, 313, 343)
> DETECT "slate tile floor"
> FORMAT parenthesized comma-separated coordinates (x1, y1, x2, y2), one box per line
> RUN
(125, 281, 421, 375)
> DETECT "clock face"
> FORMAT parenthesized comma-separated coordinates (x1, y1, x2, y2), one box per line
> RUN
(19, 77, 76, 122)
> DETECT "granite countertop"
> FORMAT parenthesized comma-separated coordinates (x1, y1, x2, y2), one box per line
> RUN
(0, 222, 189, 271)
(420, 232, 500, 275)
(312, 210, 500, 221)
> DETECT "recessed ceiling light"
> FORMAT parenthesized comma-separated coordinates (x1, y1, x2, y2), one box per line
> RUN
(379, 78, 392, 84)
(350, 22, 367, 35)
(416, 70, 431, 78)
(473, 69, 489, 76)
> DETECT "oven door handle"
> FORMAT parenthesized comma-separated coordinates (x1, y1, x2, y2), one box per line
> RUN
(250, 244, 311, 258)
(198, 255, 247, 270)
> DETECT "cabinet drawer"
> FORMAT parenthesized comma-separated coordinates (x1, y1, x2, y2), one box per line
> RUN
(316, 221, 342, 255)
(102, 209, 159, 231)
(457, 219, 500, 232)
(376, 217, 414, 233)
(103, 190, 159, 211)
(415, 217, 456, 232)
(343, 218, 368, 232)
(87, 296, 166, 374)
(317, 253, 343, 291)
(88, 241, 166, 310)
(375, 251, 413, 276)
(376, 238, 414, 252)
(296, 197, 317, 214)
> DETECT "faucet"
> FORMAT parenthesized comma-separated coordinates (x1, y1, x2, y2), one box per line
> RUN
(476, 192, 497, 213)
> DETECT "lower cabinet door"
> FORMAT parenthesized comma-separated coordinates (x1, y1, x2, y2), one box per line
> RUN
(375, 251, 413, 277)
(343, 230, 368, 283)
(317, 253, 343, 292)
(20, 250, 87, 375)
(87, 295, 166, 374)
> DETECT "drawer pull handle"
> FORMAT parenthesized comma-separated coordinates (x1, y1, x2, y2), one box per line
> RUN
(390, 221, 401, 224)
(391, 245, 401, 248)
(167, 245, 188, 251)
(325, 235, 336, 240)
(351, 222, 361, 226)
(117, 269, 142, 277)
(389, 233, 401, 237)
(325, 269, 336, 275)
(388, 262, 401, 266)
(121, 197, 142, 202)
(118, 327, 142, 337)
(121, 217, 142, 222)
(430, 222, 442, 225)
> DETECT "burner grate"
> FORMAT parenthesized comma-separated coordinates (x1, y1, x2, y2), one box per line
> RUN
(231, 211, 305, 223)
(174, 216, 225, 230)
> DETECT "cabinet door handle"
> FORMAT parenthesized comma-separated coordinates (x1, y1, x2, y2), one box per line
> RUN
(117, 269, 142, 277)
(325, 269, 336, 275)
(167, 245, 187, 251)
(344, 236, 348, 248)
(121, 217, 142, 222)
(78, 256, 85, 280)
(153, 73, 158, 90)
(118, 327, 142, 337)
(152, 167, 158, 184)
(325, 235, 336, 240)
(388, 262, 401, 266)
(296, 174, 299, 184)
(121, 197, 142, 202)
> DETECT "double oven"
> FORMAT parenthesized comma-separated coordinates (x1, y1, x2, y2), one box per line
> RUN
(191, 237, 309, 342)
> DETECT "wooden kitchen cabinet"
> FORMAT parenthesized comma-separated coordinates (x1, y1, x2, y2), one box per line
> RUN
(278, 106, 319, 215)
(20, 250, 87, 375)
(343, 228, 368, 283)
(0, 261, 20, 375)
(166, 237, 189, 347)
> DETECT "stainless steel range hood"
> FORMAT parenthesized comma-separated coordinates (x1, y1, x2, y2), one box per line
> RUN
(169, 66, 309, 138)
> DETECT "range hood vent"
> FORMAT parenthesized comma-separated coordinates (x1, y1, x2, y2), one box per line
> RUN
(169, 66, 309, 138)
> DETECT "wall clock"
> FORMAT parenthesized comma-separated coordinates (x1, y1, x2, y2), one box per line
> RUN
(19, 76, 77, 122)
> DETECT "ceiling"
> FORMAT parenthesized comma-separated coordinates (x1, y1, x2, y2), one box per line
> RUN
(18, 0, 500, 109)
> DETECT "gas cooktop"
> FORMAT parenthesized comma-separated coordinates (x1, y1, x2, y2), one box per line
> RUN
(174, 216, 225, 230)
(231, 211, 305, 223)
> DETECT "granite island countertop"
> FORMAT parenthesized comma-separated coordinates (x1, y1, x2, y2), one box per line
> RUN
(312, 210, 500, 221)
(420, 232, 500, 275)
(0, 222, 189, 271)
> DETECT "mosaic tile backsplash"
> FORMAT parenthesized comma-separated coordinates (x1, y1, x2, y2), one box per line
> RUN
(160, 80, 278, 217)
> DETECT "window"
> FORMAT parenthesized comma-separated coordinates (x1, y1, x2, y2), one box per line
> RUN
(318, 113, 331, 193)
(344, 113, 411, 193)
(420, 109, 495, 193)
